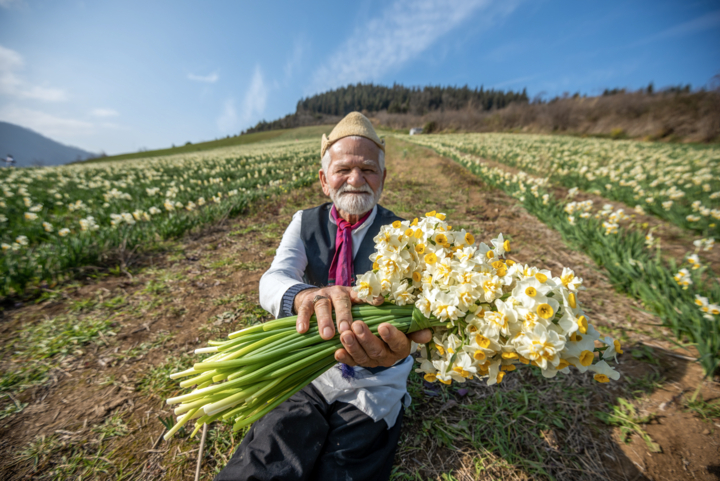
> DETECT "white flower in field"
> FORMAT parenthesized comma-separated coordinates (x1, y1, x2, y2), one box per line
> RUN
(645, 197, 654, 204)
(23, 197, 31, 207)
(185, 201, 197, 211)
(42, 222, 53, 232)
(0, 214, 6, 223)
(588, 360, 620, 383)
(451, 352, 477, 380)
(58, 228, 70, 237)
(175, 201, 183, 209)
(16, 235, 28, 246)
(542, 194, 549, 205)
(686, 214, 700, 222)
(24, 212, 38, 221)
(414, 291, 432, 318)
(600, 336, 623, 361)
(695, 294, 710, 312)
(146, 187, 160, 196)
(164, 200, 175, 212)
(644, 232, 655, 248)
(567, 215, 576, 225)
(198, 197, 206, 206)
(711, 192, 720, 200)
(693, 238, 714, 252)
(703, 184, 711, 192)
(355, 271, 381, 301)
(686, 253, 701, 270)
(707, 304, 720, 317)
(602, 221, 618, 235)
(605, 184, 612, 191)
(490, 233, 510, 257)
(0, 201, 5, 207)
(567, 187, 578, 198)
(673, 268, 692, 289)
(559, 267, 583, 292)
(634, 205, 645, 215)
(662, 200, 673, 211)
(479, 299, 517, 338)
(29, 204, 43, 213)
(228, 189, 238, 196)
(149, 206, 161, 215)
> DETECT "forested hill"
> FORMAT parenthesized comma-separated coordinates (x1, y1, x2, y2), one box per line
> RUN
(245, 83, 528, 134)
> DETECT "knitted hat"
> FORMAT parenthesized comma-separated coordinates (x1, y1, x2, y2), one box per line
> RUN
(321, 112, 385, 158)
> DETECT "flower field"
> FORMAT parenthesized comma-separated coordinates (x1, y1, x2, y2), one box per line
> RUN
(0, 140, 318, 296)
(404, 133, 720, 377)
(417, 133, 720, 237)
(1, 133, 719, 480)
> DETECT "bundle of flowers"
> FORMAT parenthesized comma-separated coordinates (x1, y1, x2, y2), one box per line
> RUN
(162, 210, 620, 440)
(356, 210, 622, 386)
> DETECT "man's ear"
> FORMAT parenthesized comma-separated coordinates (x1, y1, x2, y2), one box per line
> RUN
(319, 168, 331, 197)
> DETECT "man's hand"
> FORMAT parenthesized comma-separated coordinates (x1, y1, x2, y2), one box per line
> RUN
(293, 285, 433, 368)
(335, 322, 432, 368)
(294, 285, 382, 339)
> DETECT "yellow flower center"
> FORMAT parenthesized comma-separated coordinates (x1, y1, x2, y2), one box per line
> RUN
(486, 250, 494, 259)
(425, 210, 436, 217)
(415, 244, 426, 254)
(577, 315, 588, 334)
(579, 350, 594, 366)
(465, 233, 475, 245)
(506, 259, 516, 266)
(475, 334, 491, 348)
(568, 292, 576, 309)
(537, 303, 554, 319)
(557, 359, 570, 370)
(561, 273, 574, 287)
(501, 364, 516, 371)
(496, 371, 505, 383)
(503, 240, 511, 252)
(414, 229, 423, 239)
(435, 213, 446, 220)
(435, 343, 445, 355)
(468, 325, 478, 333)
(535, 273, 548, 283)
(404, 228, 414, 237)
(392, 220, 402, 229)
(473, 350, 486, 361)
(412, 271, 422, 283)
(525, 286, 537, 297)
(501, 352, 518, 359)
(411, 218, 419, 226)
(423, 373, 437, 382)
(439, 378, 452, 385)
(435, 233, 448, 245)
(613, 339, 623, 355)
(594, 374, 610, 383)
(492, 260, 505, 270)
(424, 252, 437, 265)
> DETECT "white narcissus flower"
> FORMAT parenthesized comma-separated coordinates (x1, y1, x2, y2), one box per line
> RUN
(600, 336, 623, 361)
(516, 324, 565, 370)
(588, 360, 621, 383)
(355, 271, 381, 301)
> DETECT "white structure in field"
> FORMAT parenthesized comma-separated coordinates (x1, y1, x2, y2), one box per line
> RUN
(409, 128, 423, 135)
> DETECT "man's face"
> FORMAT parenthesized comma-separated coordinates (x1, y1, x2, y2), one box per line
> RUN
(320, 137, 386, 216)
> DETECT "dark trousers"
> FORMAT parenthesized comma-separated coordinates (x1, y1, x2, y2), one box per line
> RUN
(215, 384, 404, 481)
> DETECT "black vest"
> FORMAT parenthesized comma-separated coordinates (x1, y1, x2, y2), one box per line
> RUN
(300, 202, 403, 287)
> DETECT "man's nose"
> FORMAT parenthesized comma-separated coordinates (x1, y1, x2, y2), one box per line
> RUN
(346, 168, 366, 186)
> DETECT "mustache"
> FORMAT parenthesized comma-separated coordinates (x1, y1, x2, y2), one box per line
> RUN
(337, 184, 374, 195)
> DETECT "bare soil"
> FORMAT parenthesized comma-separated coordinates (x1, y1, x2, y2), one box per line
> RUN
(0, 137, 717, 480)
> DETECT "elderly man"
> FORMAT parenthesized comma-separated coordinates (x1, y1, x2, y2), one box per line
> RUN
(215, 112, 432, 481)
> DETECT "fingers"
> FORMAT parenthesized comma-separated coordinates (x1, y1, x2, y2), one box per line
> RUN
(352, 321, 396, 367)
(339, 329, 375, 367)
(378, 323, 411, 358)
(314, 295, 335, 340)
(330, 290, 353, 333)
(408, 328, 433, 345)
(295, 289, 318, 334)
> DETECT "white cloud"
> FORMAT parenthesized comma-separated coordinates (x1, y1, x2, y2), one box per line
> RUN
(308, 0, 518, 94)
(188, 72, 219, 83)
(284, 38, 305, 80)
(217, 65, 267, 133)
(216, 98, 237, 133)
(633, 9, 720, 46)
(90, 108, 119, 118)
(0, 45, 67, 101)
(0, 106, 94, 139)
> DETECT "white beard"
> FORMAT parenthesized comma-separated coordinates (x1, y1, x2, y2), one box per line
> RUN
(329, 182, 383, 216)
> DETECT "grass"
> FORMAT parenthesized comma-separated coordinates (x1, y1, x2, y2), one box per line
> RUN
(81, 124, 333, 163)
(398, 366, 617, 479)
(595, 398, 661, 453)
(0, 314, 115, 393)
(684, 386, 720, 422)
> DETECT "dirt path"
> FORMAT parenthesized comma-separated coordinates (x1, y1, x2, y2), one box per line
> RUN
(0, 137, 718, 480)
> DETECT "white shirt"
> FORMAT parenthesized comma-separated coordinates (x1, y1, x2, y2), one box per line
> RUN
(259, 205, 412, 428)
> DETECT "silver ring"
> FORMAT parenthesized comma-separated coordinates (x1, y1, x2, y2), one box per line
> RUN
(313, 295, 328, 305)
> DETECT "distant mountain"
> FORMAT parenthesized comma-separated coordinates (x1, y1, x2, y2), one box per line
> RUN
(0, 121, 97, 167)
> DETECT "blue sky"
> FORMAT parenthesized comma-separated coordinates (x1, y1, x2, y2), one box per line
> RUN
(0, 0, 718, 155)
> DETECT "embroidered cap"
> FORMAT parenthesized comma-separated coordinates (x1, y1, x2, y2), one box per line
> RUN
(321, 111, 385, 158)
